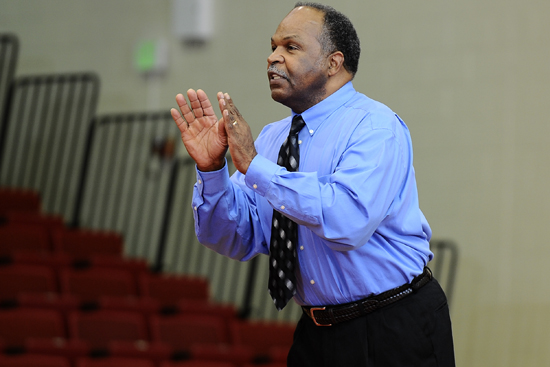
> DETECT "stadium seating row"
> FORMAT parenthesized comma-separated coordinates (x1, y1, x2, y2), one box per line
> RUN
(0, 261, 210, 307)
(0, 353, 286, 367)
(0, 307, 291, 366)
(0, 187, 295, 367)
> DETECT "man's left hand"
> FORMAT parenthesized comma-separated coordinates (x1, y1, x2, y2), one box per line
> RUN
(217, 92, 258, 174)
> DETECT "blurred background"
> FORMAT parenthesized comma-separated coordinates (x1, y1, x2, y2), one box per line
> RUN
(1, 0, 550, 366)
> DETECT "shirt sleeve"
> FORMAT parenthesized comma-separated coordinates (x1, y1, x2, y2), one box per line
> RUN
(192, 159, 269, 261)
(244, 116, 408, 252)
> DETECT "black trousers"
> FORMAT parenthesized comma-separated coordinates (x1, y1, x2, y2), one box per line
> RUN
(287, 279, 455, 367)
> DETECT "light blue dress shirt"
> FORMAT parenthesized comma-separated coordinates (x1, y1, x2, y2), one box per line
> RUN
(192, 82, 432, 307)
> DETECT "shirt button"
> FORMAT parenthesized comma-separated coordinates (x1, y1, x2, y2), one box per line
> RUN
(309, 129, 314, 134)
(253, 184, 258, 189)
(300, 246, 304, 250)
(310, 280, 315, 285)
(193, 206, 197, 211)
(280, 205, 285, 210)
(298, 140, 302, 145)
(198, 179, 202, 184)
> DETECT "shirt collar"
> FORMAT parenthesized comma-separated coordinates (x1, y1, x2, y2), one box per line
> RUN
(291, 81, 357, 134)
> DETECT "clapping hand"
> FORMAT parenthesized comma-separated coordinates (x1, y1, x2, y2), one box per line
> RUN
(218, 92, 257, 174)
(171, 89, 257, 174)
(171, 89, 228, 172)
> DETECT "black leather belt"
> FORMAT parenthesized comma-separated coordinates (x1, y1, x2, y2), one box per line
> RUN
(302, 267, 433, 326)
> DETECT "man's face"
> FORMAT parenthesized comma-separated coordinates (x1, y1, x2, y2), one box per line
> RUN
(268, 7, 329, 113)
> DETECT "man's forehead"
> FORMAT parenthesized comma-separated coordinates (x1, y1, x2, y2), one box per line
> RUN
(273, 7, 324, 40)
(271, 34, 302, 43)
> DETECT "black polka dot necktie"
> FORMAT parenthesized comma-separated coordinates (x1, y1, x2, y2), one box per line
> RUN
(268, 114, 306, 310)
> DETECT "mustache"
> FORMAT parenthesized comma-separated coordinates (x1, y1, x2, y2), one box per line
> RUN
(268, 65, 289, 80)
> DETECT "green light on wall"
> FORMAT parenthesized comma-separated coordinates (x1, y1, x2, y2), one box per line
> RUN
(136, 40, 156, 72)
(134, 39, 168, 74)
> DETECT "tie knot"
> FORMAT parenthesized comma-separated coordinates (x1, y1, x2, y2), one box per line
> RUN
(290, 115, 305, 135)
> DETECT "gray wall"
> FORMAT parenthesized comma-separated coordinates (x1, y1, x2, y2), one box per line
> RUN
(2, 0, 550, 365)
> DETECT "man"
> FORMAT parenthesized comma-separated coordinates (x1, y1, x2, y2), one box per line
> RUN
(171, 2, 455, 366)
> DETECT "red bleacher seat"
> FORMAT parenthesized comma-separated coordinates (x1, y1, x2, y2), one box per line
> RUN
(108, 340, 172, 364)
(59, 267, 138, 304)
(85, 254, 149, 277)
(68, 310, 148, 350)
(16, 292, 79, 313)
(0, 354, 71, 367)
(75, 356, 155, 367)
(268, 345, 291, 364)
(139, 273, 210, 308)
(230, 320, 295, 359)
(5, 211, 64, 236)
(176, 300, 237, 347)
(177, 299, 237, 319)
(159, 361, 237, 367)
(24, 337, 90, 360)
(189, 343, 253, 365)
(52, 229, 123, 258)
(0, 187, 41, 217)
(8, 251, 73, 268)
(97, 295, 160, 316)
(150, 314, 228, 353)
(0, 263, 57, 301)
(0, 224, 51, 256)
(0, 308, 66, 348)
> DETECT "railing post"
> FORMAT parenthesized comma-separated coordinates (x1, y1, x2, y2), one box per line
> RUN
(0, 34, 19, 173)
(152, 158, 180, 273)
(239, 256, 259, 319)
(70, 118, 98, 228)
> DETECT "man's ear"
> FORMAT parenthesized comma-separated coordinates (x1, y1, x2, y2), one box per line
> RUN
(327, 51, 345, 76)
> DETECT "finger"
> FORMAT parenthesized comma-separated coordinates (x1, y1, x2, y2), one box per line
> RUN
(171, 107, 188, 134)
(185, 89, 213, 135)
(223, 109, 232, 126)
(217, 92, 235, 128)
(196, 89, 217, 120)
(217, 116, 228, 141)
(186, 89, 204, 119)
(224, 93, 242, 121)
(217, 91, 227, 115)
(176, 92, 196, 125)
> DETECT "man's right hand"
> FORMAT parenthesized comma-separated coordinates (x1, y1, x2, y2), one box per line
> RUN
(171, 89, 228, 172)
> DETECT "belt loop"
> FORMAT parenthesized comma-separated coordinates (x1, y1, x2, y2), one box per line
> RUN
(328, 307, 336, 325)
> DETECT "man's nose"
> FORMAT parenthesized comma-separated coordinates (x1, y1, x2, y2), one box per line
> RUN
(267, 48, 284, 65)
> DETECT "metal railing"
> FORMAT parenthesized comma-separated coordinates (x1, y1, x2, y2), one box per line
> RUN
(0, 34, 19, 167)
(66, 110, 303, 321)
(429, 239, 459, 307)
(0, 72, 100, 220)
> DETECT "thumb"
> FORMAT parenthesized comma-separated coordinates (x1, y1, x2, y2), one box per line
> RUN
(217, 117, 228, 144)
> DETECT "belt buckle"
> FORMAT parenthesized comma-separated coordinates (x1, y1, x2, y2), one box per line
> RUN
(309, 307, 332, 326)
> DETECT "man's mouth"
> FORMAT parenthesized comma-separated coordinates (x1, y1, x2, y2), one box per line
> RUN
(268, 66, 288, 81)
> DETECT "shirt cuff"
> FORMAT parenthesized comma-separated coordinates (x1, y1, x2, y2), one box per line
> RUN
(196, 159, 231, 195)
(245, 154, 279, 197)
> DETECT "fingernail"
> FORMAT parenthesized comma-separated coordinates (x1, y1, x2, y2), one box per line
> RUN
(225, 93, 230, 99)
